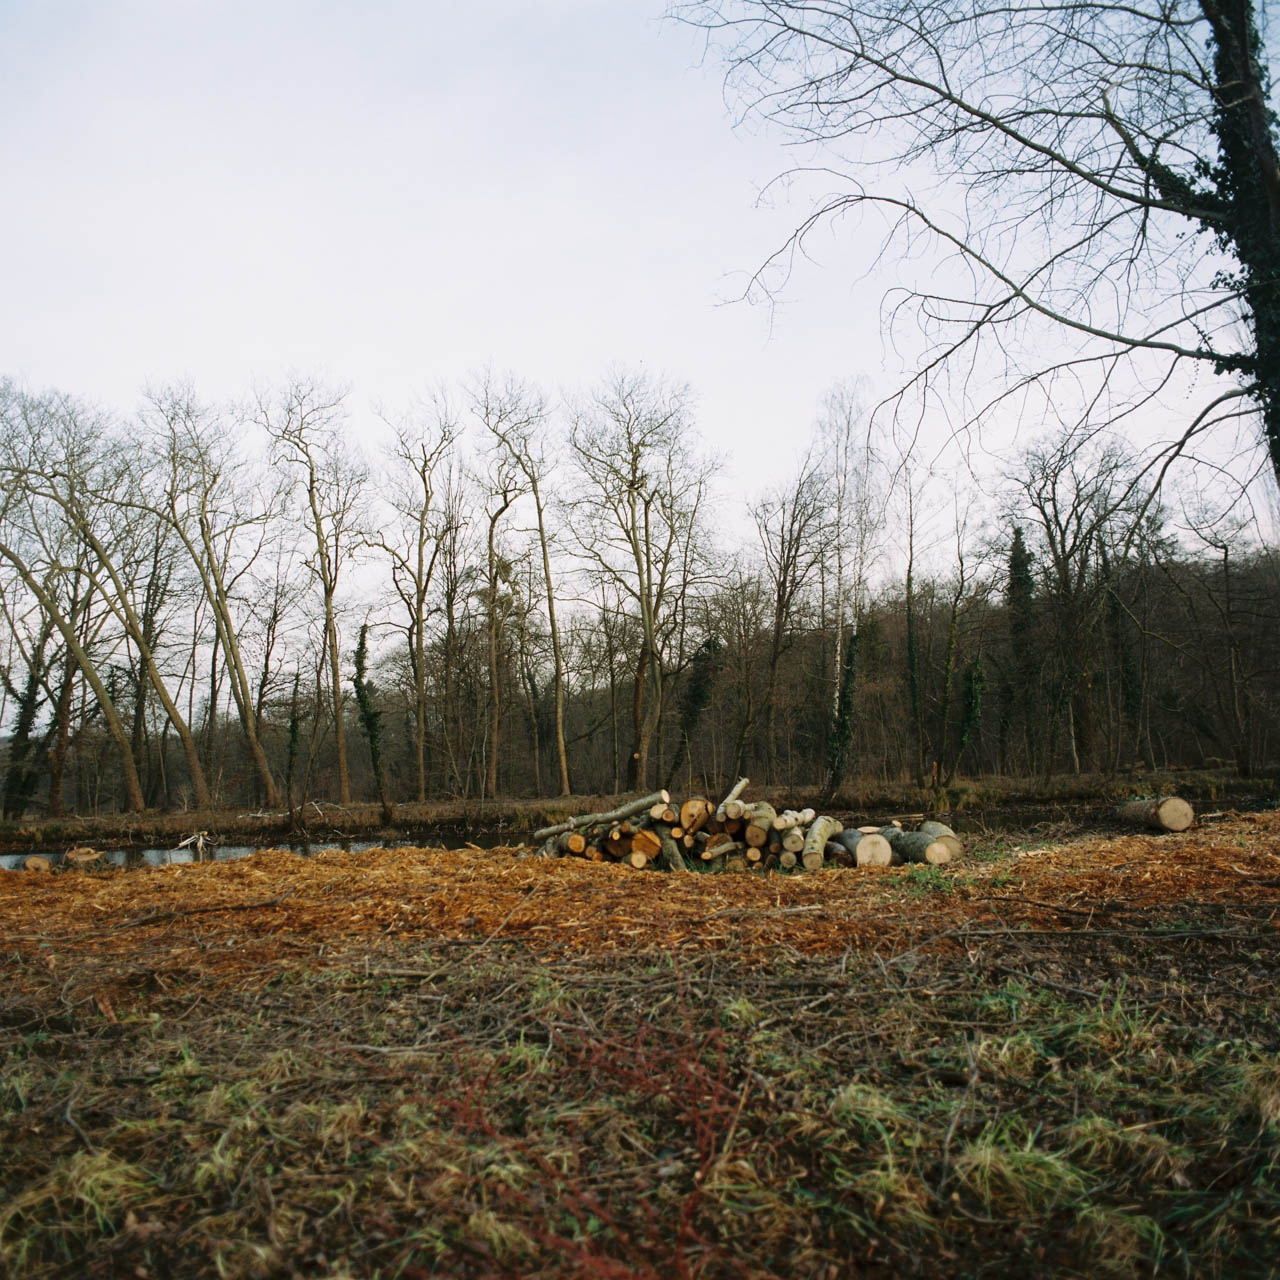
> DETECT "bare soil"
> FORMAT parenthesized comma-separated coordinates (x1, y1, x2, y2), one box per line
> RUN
(2, 810, 1278, 1277)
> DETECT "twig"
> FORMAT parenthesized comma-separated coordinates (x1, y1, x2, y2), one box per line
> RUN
(105, 888, 298, 933)
(698, 904, 824, 922)
(63, 1086, 98, 1154)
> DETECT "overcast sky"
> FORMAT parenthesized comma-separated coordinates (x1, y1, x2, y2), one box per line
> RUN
(1, 0, 894, 485)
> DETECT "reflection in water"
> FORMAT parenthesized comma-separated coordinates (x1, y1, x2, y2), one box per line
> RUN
(0, 834, 506, 872)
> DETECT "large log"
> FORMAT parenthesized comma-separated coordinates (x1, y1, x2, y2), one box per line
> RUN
(533, 791, 670, 841)
(802, 816, 844, 870)
(715, 777, 749, 821)
(883, 828, 952, 865)
(835, 829, 893, 867)
(24, 855, 52, 872)
(854, 833, 893, 867)
(781, 827, 806, 854)
(744, 802, 777, 847)
(631, 828, 662, 858)
(557, 831, 586, 855)
(680, 797, 714, 833)
(1118, 797, 1194, 833)
(918, 820, 957, 839)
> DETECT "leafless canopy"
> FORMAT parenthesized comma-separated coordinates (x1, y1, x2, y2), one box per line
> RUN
(677, 1, 1280, 487)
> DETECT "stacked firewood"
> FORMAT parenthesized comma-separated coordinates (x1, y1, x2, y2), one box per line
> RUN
(530, 778, 960, 872)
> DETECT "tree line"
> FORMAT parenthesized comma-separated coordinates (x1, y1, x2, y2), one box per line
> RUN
(1, 373, 1276, 818)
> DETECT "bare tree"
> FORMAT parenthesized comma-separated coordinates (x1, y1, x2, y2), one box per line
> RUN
(752, 446, 826, 779)
(141, 386, 287, 807)
(476, 372, 573, 795)
(679, 2, 1280, 489)
(570, 372, 711, 790)
(258, 380, 366, 805)
(0, 388, 146, 810)
(474, 441, 522, 801)
(372, 396, 458, 802)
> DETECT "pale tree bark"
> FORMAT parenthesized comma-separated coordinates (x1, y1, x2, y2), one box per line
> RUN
(1, 389, 209, 807)
(476, 372, 572, 796)
(142, 388, 287, 808)
(258, 381, 366, 806)
(0, 532, 145, 811)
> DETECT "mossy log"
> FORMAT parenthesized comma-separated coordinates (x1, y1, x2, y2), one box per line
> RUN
(883, 828, 952, 865)
(918, 820, 957, 839)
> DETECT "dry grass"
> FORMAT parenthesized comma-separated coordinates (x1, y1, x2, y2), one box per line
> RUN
(2, 808, 1279, 1277)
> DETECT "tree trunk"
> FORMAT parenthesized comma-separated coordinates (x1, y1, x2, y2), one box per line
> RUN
(1117, 796, 1193, 833)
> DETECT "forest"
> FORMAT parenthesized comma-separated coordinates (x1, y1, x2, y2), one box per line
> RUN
(2, 371, 1276, 821)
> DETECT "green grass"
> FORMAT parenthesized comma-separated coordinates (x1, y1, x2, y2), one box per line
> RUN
(3, 911, 1279, 1278)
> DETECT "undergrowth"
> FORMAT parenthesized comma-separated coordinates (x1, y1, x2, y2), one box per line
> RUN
(3, 908, 1278, 1279)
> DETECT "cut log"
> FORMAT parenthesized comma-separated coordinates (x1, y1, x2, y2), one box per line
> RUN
(557, 831, 586, 855)
(779, 851, 797, 869)
(659, 834, 688, 872)
(724, 817, 744, 835)
(772, 810, 800, 831)
(824, 840, 854, 868)
(802, 816, 844, 870)
(723, 798, 748, 820)
(702, 840, 744, 862)
(932, 834, 964, 860)
(705, 831, 734, 852)
(857, 825, 882, 835)
(715, 777, 749, 821)
(680, 797, 714, 834)
(885, 829, 952, 865)
(1118, 797, 1194, 833)
(853, 833, 893, 867)
(744, 802, 777, 847)
(533, 791, 670, 841)
(23, 855, 52, 872)
(628, 851, 650, 869)
(631, 828, 662, 858)
(918, 820, 957, 839)
(781, 827, 806, 854)
(65, 846, 102, 867)
(724, 855, 748, 873)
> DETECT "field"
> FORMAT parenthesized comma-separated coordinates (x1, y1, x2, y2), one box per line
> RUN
(2, 809, 1279, 1278)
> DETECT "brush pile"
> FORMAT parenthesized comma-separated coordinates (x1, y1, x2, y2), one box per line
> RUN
(530, 778, 960, 872)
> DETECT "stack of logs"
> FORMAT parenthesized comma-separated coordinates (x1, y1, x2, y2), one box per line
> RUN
(531, 778, 961, 873)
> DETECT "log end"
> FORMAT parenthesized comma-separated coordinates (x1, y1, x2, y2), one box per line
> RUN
(1157, 797, 1194, 832)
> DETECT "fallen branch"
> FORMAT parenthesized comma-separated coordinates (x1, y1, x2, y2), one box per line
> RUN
(106, 888, 298, 933)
